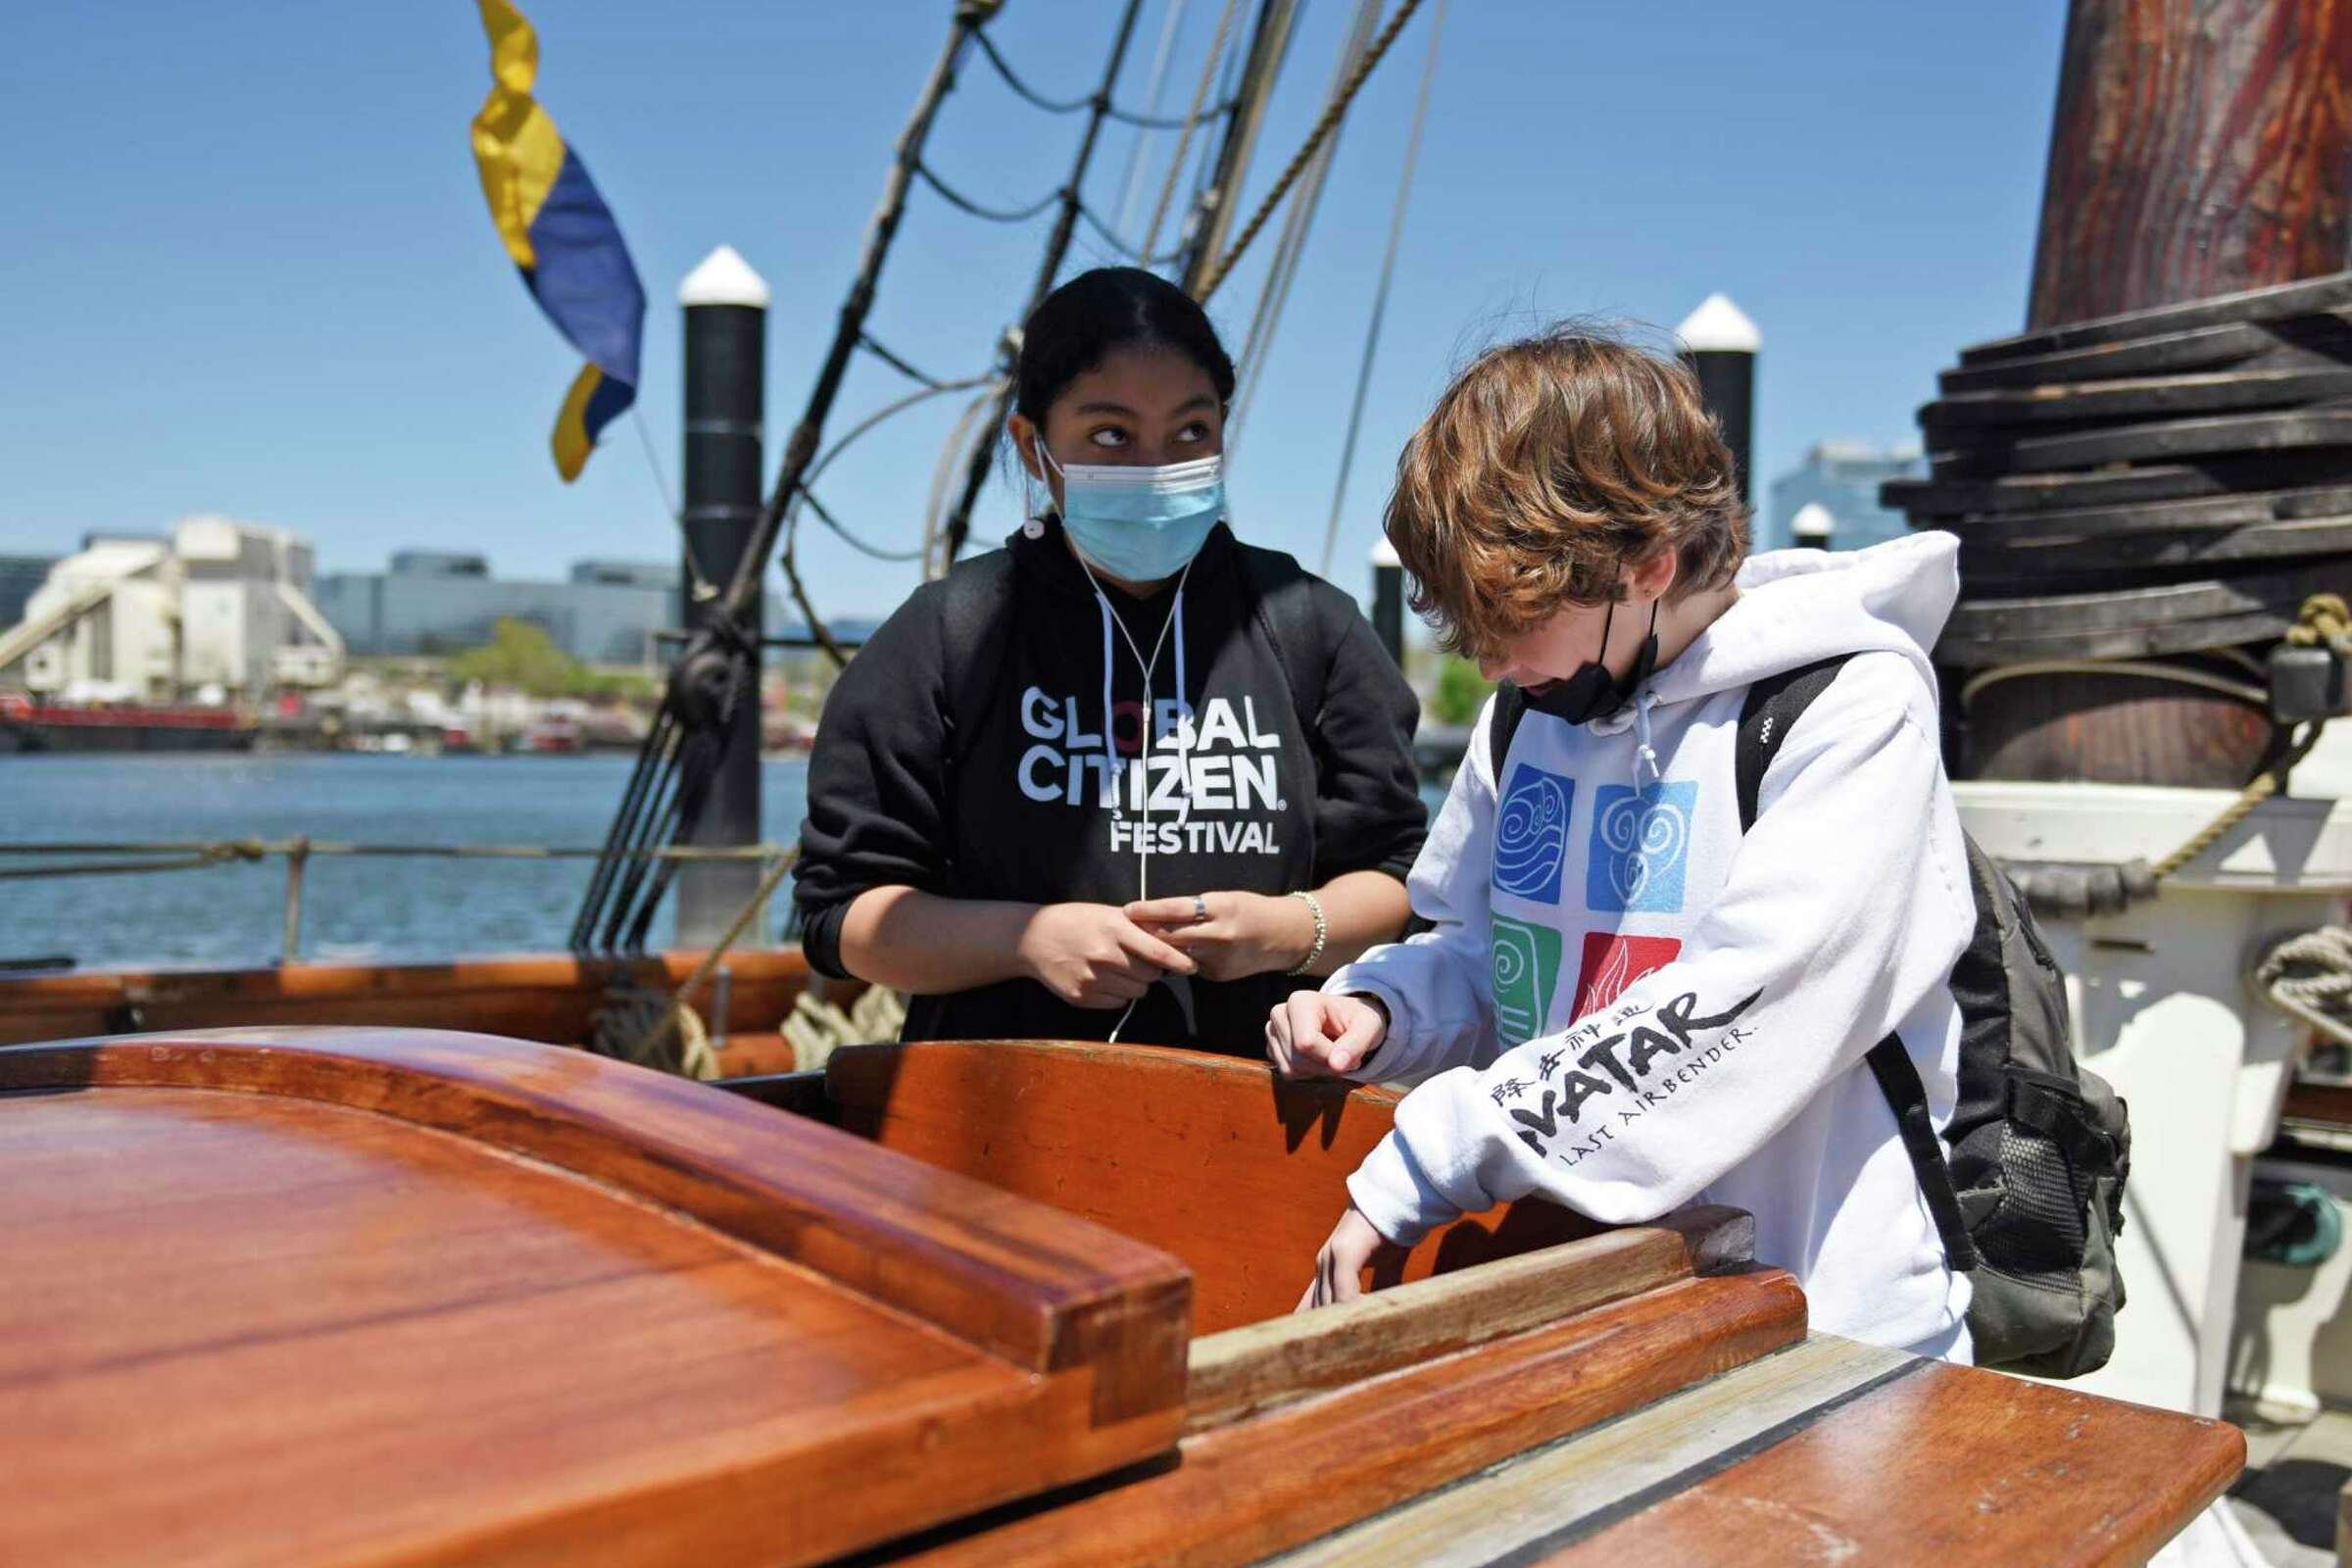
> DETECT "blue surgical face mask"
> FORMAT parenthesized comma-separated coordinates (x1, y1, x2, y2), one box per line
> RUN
(1040, 447, 1225, 582)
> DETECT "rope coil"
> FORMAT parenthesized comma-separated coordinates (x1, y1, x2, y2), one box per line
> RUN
(2254, 926, 2352, 1050)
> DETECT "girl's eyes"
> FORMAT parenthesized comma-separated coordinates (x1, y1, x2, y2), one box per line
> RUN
(1081, 420, 1215, 450)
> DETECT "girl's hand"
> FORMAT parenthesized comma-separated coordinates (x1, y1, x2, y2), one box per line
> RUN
(1296, 1206, 1396, 1310)
(1125, 890, 1315, 981)
(1265, 990, 1389, 1078)
(1016, 903, 1196, 1008)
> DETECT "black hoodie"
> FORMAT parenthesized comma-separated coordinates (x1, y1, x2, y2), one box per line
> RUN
(794, 517, 1426, 1054)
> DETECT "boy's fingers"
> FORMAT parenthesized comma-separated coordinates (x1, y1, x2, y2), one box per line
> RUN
(1282, 996, 1337, 1072)
(1265, 1013, 1295, 1075)
(1328, 1006, 1385, 1074)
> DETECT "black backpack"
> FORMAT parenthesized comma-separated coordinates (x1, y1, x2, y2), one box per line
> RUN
(1490, 659, 2131, 1377)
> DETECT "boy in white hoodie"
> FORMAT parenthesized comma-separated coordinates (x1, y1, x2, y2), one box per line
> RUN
(1267, 324, 1980, 1358)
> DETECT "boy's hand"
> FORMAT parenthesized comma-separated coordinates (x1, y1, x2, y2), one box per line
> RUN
(1126, 890, 1315, 981)
(1016, 903, 1197, 1008)
(1296, 1205, 1395, 1310)
(1266, 990, 1388, 1078)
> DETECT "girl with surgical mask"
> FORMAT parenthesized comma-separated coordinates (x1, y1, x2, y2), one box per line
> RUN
(794, 268, 1426, 1054)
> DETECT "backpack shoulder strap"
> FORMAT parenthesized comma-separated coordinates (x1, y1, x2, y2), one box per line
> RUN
(1240, 546, 1327, 742)
(1734, 656, 1853, 832)
(1864, 1037, 1982, 1271)
(938, 549, 1019, 774)
(1734, 653, 1980, 1272)
(1488, 681, 1528, 789)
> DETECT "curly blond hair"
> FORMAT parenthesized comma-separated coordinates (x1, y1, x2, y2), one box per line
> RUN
(1384, 321, 1749, 662)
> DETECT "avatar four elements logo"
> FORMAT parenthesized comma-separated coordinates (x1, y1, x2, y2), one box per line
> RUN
(1589, 781, 1696, 912)
(1490, 915, 1563, 1046)
(1493, 764, 1574, 905)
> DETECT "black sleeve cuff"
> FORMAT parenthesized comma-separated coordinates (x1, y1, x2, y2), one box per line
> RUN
(800, 900, 853, 980)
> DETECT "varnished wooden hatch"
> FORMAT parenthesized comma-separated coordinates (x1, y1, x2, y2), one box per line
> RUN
(0, 1029, 2249, 1567)
(0, 1029, 1192, 1568)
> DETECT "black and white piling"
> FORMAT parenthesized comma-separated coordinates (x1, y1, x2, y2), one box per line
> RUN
(677, 245, 768, 949)
(1790, 502, 1836, 551)
(1676, 294, 1760, 509)
(1370, 534, 1405, 668)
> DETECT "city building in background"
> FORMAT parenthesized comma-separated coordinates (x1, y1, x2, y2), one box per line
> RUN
(1761, 440, 1926, 552)
(0, 515, 343, 699)
(315, 553, 681, 664)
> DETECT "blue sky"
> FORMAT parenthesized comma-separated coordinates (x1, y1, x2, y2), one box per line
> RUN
(1, 2, 2064, 619)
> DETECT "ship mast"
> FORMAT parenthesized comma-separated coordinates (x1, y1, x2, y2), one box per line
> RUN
(1908, 0, 2352, 787)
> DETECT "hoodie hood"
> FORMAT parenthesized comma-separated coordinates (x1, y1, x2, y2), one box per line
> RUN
(1589, 531, 1957, 737)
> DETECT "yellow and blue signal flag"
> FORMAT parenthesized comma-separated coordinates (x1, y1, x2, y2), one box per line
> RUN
(469, 0, 646, 482)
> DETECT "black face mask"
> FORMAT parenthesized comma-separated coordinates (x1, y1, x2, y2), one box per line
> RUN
(1520, 596, 1660, 725)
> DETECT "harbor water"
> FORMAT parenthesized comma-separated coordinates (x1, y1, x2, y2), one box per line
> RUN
(0, 754, 811, 969)
(1, 754, 1451, 970)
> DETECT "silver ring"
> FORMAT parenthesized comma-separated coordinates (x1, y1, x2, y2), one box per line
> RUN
(1193, 894, 1210, 924)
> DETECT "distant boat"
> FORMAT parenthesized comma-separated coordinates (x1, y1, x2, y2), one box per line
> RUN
(0, 693, 255, 755)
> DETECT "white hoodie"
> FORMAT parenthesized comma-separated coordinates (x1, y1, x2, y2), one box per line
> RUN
(1328, 532, 1977, 1355)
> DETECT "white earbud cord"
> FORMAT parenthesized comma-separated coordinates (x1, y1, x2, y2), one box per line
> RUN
(1080, 555, 1194, 1045)
(1025, 447, 1203, 1044)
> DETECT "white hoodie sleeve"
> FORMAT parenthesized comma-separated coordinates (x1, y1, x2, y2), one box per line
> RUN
(1318, 697, 1502, 1084)
(1346, 678, 1973, 1244)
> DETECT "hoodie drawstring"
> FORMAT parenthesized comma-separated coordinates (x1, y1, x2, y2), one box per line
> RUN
(1632, 689, 1661, 790)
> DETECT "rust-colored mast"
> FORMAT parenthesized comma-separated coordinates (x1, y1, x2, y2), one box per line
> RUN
(1961, 0, 2352, 785)
(2029, 0, 2350, 331)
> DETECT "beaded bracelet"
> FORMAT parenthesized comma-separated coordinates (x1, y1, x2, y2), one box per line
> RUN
(1286, 889, 1328, 976)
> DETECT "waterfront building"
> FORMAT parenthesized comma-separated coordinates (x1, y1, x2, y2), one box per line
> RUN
(1761, 440, 1925, 553)
(0, 516, 343, 699)
(315, 553, 681, 664)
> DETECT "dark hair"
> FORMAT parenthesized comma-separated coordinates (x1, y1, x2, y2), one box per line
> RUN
(1013, 268, 1236, 424)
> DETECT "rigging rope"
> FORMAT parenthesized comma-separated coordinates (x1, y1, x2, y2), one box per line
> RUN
(923, 378, 1011, 578)
(1076, 198, 1175, 264)
(915, 162, 1063, 224)
(597, 848, 800, 1079)
(1141, 0, 1247, 264)
(970, 25, 1095, 114)
(934, 0, 1151, 570)
(1108, 99, 1240, 130)
(1229, 0, 1386, 449)
(1320, 0, 1446, 573)
(2143, 595, 2346, 885)
(972, 16, 1233, 129)
(1111, 0, 1192, 235)
(1961, 659, 2270, 710)
(626, 405, 718, 602)
(858, 332, 951, 389)
(721, 5, 986, 688)
(1196, 0, 1428, 302)
(801, 489, 928, 563)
